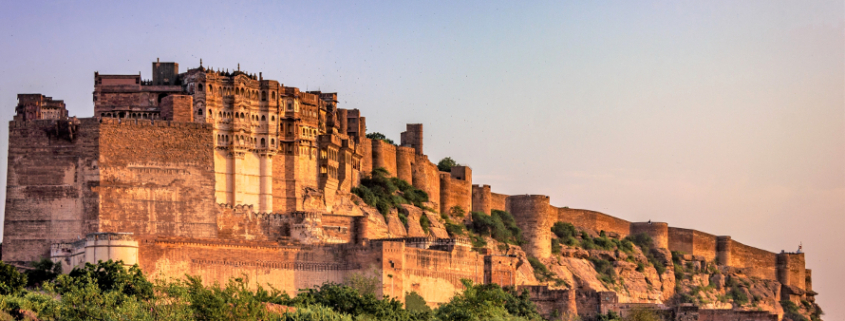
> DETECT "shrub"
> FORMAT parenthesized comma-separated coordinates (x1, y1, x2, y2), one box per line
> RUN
(551, 239, 562, 254)
(404, 291, 430, 313)
(468, 210, 525, 245)
(435, 279, 543, 321)
(26, 258, 62, 288)
(625, 233, 667, 276)
(449, 205, 466, 218)
(0, 261, 27, 295)
(366, 132, 394, 145)
(352, 168, 429, 216)
(436, 157, 458, 172)
(419, 214, 431, 234)
(588, 258, 617, 285)
(64, 260, 154, 299)
(551, 222, 577, 239)
(729, 285, 749, 306)
(445, 222, 466, 236)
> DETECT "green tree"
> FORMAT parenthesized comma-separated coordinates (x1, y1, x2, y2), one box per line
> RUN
(0, 261, 27, 295)
(26, 258, 62, 288)
(404, 291, 431, 313)
(366, 132, 395, 145)
(437, 157, 458, 172)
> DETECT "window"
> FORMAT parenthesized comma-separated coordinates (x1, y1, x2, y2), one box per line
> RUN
(197, 109, 203, 115)
(261, 91, 267, 101)
(261, 115, 266, 121)
(271, 92, 276, 100)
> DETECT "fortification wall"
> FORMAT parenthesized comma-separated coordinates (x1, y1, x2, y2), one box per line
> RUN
(3, 118, 101, 263)
(97, 118, 218, 239)
(699, 310, 777, 321)
(556, 208, 631, 238)
(777, 253, 806, 292)
(322, 214, 358, 243)
(471, 185, 492, 214)
(395, 146, 415, 183)
(668, 228, 717, 261)
(520, 286, 577, 320)
(630, 222, 669, 250)
(402, 246, 485, 305)
(439, 173, 472, 218)
(490, 192, 509, 213)
(358, 138, 373, 174)
(411, 154, 440, 209)
(371, 140, 397, 176)
(139, 237, 381, 296)
(507, 195, 553, 258)
(727, 239, 778, 280)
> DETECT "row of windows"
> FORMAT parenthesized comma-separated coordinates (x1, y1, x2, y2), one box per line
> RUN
(217, 134, 276, 149)
(100, 112, 160, 119)
(197, 83, 277, 102)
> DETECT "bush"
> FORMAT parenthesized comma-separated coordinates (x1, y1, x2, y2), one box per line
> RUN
(449, 206, 466, 218)
(445, 222, 466, 236)
(589, 258, 617, 284)
(26, 258, 62, 288)
(435, 279, 543, 321)
(551, 239, 562, 254)
(419, 214, 431, 234)
(625, 233, 667, 275)
(436, 157, 458, 172)
(0, 262, 26, 295)
(404, 291, 430, 313)
(366, 132, 394, 145)
(551, 222, 577, 239)
(468, 211, 525, 245)
(64, 260, 154, 299)
(352, 168, 429, 216)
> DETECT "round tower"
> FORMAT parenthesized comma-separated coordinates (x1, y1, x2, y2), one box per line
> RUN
(507, 195, 552, 259)
(630, 222, 669, 250)
(472, 184, 492, 215)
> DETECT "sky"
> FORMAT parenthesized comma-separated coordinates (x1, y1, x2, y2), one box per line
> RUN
(0, 0, 842, 317)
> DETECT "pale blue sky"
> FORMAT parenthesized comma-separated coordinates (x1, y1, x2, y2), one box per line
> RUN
(1, 1, 842, 317)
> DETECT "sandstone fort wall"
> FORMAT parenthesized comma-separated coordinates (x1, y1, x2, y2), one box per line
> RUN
(630, 222, 669, 250)
(3, 119, 101, 263)
(507, 195, 553, 259)
(471, 185, 491, 215)
(668, 227, 717, 262)
(97, 118, 218, 239)
(439, 171, 472, 219)
(411, 154, 440, 208)
(395, 146, 415, 184)
(490, 192, 509, 213)
(371, 140, 397, 177)
(556, 207, 631, 239)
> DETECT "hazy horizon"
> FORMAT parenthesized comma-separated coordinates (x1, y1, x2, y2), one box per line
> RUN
(1, 1, 842, 318)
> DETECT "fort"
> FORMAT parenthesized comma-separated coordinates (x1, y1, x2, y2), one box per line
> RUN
(3, 59, 817, 320)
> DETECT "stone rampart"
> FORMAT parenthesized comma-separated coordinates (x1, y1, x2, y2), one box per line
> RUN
(3, 118, 101, 263)
(727, 239, 778, 280)
(520, 286, 577, 320)
(97, 118, 217, 239)
(471, 184, 492, 214)
(556, 207, 631, 238)
(777, 252, 806, 294)
(439, 171, 472, 218)
(411, 154, 440, 208)
(395, 146, 415, 183)
(668, 227, 717, 262)
(630, 222, 669, 250)
(507, 195, 552, 258)
(490, 192, 509, 213)
(371, 139, 397, 176)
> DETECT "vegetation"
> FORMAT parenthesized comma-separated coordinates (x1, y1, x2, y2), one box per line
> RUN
(366, 132, 395, 145)
(25, 258, 62, 288)
(551, 222, 578, 246)
(527, 257, 566, 287)
(469, 210, 525, 245)
(436, 157, 459, 172)
(624, 233, 666, 275)
(434, 280, 543, 321)
(352, 168, 429, 216)
(0, 262, 26, 296)
(419, 214, 431, 234)
(589, 257, 617, 285)
(0, 260, 545, 321)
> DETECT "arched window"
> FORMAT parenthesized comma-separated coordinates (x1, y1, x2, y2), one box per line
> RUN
(271, 92, 276, 100)
(271, 116, 275, 121)
(197, 109, 203, 115)
(261, 115, 266, 121)
(261, 91, 267, 101)
(261, 138, 266, 148)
